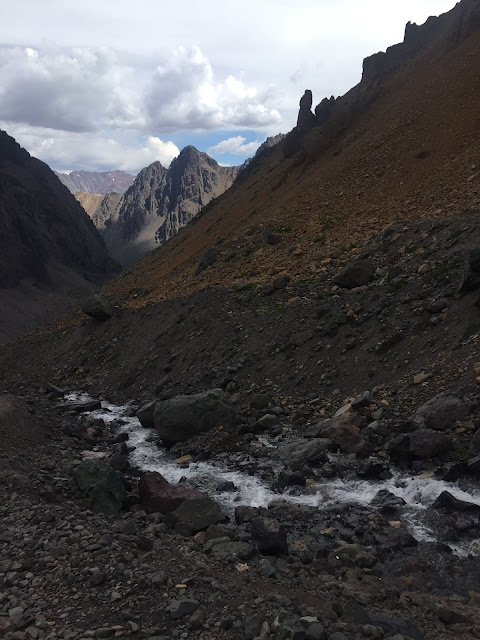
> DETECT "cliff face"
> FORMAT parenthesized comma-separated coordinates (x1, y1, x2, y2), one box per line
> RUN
(284, 0, 480, 160)
(0, 130, 120, 341)
(55, 169, 135, 195)
(98, 147, 239, 266)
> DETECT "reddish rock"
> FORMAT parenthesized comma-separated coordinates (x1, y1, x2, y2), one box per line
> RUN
(317, 416, 372, 456)
(138, 471, 202, 514)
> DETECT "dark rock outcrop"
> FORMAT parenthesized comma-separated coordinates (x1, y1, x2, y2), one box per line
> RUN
(332, 260, 376, 288)
(153, 389, 236, 445)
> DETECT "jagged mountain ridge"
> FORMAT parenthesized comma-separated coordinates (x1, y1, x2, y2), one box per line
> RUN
(55, 169, 135, 195)
(94, 146, 240, 266)
(0, 130, 120, 342)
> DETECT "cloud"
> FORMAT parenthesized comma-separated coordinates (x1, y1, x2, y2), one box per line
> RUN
(0, 44, 281, 137)
(1, 122, 179, 172)
(208, 136, 261, 157)
(0, 46, 144, 133)
(144, 46, 282, 132)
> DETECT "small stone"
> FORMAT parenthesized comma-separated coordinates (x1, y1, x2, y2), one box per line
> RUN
(168, 597, 199, 619)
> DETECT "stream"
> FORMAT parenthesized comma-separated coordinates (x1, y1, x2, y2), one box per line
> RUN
(66, 392, 480, 557)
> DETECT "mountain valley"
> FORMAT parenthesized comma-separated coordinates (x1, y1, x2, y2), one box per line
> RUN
(3, 2, 480, 639)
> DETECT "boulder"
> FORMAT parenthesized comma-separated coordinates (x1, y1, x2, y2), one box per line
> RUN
(74, 459, 126, 514)
(332, 260, 376, 289)
(409, 428, 451, 458)
(137, 401, 156, 429)
(317, 416, 372, 456)
(153, 388, 236, 445)
(250, 517, 288, 555)
(195, 247, 218, 275)
(411, 393, 469, 431)
(274, 438, 334, 466)
(432, 491, 480, 513)
(81, 295, 113, 321)
(168, 496, 225, 533)
(370, 490, 406, 513)
(138, 472, 202, 514)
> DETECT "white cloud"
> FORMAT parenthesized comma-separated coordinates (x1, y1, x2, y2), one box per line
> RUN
(208, 136, 261, 157)
(144, 46, 281, 132)
(0, 46, 144, 133)
(1, 122, 179, 172)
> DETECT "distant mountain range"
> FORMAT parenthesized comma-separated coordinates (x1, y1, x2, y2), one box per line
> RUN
(55, 169, 135, 195)
(74, 146, 240, 266)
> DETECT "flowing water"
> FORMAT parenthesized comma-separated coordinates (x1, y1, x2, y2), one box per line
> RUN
(66, 392, 480, 556)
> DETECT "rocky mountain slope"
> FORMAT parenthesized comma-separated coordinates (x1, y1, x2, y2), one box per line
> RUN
(0, 130, 120, 343)
(55, 169, 135, 195)
(3, 3, 480, 639)
(94, 146, 239, 266)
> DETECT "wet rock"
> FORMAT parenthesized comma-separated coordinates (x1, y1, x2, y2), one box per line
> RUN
(409, 428, 451, 458)
(73, 459, 127, 514)
(137, 401, 156, 429)
(432, 491, 480, 513)
(250, 517, 288, 555)
(411, 393, 469, 431)
(332, 260, 376, 288)
(217, 480, 236, 492)
(58, 399, 101, 413)
(380, 528, 418, 550)
(138, 471, 202, 514)
(82, 295, 113, 320)
(235, 505, 260, 524)
(168, 597, 199, 619)
(153, 388, 236, 445)
(274, 438, 333, 466)
(168, 496, 225, 533)
(357, 459, 389, 479)
(467, 455, 480, 474)
(370, 490, 406, 513)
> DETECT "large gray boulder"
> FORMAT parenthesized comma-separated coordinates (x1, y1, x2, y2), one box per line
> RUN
(274, 438, 334, 466)
(411, 393, 469, 432)
(409, 428, 451, 458)
(74, 459, 126, 514)
(153, 389, 236, 445)
(81, 295, 113, 320)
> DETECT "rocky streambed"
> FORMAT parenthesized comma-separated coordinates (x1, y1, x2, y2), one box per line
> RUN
(3, 384, 480, 640)
(67, 392, 480, 559)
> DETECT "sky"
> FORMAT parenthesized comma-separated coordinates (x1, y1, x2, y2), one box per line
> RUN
(0, 0, 458, 173)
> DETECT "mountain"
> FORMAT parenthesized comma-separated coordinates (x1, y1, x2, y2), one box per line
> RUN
(4, 4, 480, 633)
(0, 130, 120, 343)
(55, 169, 135, 195)
(4, 0, 480, 390)
(93, 146, 240, 266)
